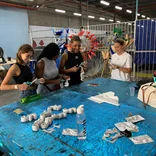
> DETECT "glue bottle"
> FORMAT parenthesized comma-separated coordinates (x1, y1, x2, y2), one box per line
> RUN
(76, 105, 86, 140)
(20, 94, 41, 104)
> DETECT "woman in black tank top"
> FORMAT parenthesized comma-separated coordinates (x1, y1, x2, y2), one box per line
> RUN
(1, 44, 37, 98)
(59, 35, 86, 85)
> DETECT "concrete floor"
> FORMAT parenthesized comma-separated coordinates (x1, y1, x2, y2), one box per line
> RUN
(0, 74, 19, 107)
(0, 90, 19, 106)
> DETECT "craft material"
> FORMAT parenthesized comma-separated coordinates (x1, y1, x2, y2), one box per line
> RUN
(21, 113, 37, 122)
(62, 128, 77, 136)
(129, 134, 154, 144)
(110, 129, 132, 142)
(13, 108, 23, 115)
(87, 83, 99, 86)
(20, 94, 41, 103)
(30, 78, 40, 86)
(125, 115, 145, 123)
(115, 122, 139, 132)
(102, 128, 120, 143)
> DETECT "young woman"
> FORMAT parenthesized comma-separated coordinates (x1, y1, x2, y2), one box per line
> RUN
(1, 44, 37, 98)
(111, 39, 132, 81)
(59, 35, 86, 85)
(35, 42, 69, 95)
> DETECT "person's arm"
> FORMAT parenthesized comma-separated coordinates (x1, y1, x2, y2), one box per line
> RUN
(116, 66, 131, 73)
(1, 64, 30, 91)
(35, 60, 60, 85)
(35, 60, 44, 79)
(59, 53, 79, 74)
(111, 64, 131, 73)
(119, 54, 132, 73)
(111, 55, 132, 73)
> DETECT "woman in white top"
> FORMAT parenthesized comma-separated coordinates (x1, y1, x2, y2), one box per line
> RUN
(111, 39, 132, 81)
(35, 43, 68, 95)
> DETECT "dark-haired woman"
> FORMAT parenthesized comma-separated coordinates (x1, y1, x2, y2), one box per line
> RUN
(59, 35, 86, 85)
(1, 44, 37, 98)
(35, 43, 69, 95)
(110, 39, 132, 81)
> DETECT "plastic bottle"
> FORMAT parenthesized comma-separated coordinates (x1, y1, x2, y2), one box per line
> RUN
(20, 94, 41, 104)
(76, 105, 86, 140)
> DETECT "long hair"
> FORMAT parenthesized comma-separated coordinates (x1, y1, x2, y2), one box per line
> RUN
(16, 44, 34, 64)
(37, 43, 60, 62)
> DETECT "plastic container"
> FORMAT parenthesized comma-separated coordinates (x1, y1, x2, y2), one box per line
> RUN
(20, 94, 41, 104)
(76, 105, 86, 140)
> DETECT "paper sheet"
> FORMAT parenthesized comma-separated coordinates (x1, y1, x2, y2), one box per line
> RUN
(88, 91, 119, 106)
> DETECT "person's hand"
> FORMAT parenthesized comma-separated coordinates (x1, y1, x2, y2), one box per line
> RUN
(18, 84, 30, 91)
(71, 66, 80, 72)
(62, 75, 70, 80)
(81, 61, 88, 71)
(39, 78, 45, 84)
(111, 64, 119, 70)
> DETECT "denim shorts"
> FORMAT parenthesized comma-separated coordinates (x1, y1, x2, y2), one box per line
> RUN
(36, 84, 50, 96)
(19, 88, 36, 99)
(36, 84, 60, 96)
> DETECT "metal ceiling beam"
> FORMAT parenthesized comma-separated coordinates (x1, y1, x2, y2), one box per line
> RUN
(0, 1, 36, 10)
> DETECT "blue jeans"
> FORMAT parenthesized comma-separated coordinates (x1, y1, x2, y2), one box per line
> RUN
(19, 88, 36, 99)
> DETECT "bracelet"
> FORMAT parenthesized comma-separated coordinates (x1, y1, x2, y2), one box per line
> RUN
(14, 85, 18, 90)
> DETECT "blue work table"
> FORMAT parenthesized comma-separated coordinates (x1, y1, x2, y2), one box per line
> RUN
(67, 78, 156, 113)
(0, 78, 156, 156)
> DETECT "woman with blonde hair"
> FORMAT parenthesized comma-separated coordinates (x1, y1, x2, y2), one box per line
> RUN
(110, 39, 132, 81)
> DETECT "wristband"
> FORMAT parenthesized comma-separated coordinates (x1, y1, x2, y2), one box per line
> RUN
(14, 85, 18, 90)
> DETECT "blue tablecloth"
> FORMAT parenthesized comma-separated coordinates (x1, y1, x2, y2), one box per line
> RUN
(0, 78, 156, 156)
(67, 78, 156, 113)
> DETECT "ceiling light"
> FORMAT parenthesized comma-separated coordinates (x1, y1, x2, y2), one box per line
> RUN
(137, 13, 140, 16)
(141, 15, 145, 18)
(147, 17, 150, 20)
(99, 17, 105, 20)
(109, 19, 113, 22)
(36, 5, 40, 8)
(151, 19, 154, 22)
(126, 10, 132, 13)
(55, 9, 66, 13)
(73, 13, 82, 16)
(117, 21, 121, 23)
(115, 6, 122, 10)
(88, 16, 95, 19)
(100, 0, 110, 6)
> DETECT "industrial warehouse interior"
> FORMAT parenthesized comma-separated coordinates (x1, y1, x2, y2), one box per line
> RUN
(0, 0, 156, 155)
